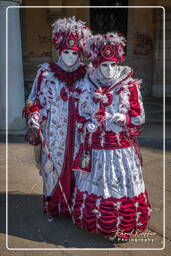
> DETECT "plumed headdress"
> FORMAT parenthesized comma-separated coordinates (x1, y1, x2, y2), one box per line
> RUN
(52, 16, 92, 56)
(85, 33, 126, 66)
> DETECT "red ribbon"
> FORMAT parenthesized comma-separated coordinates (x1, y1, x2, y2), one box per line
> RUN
(93, 88, 113, 124)
(93, 90, 113, 107)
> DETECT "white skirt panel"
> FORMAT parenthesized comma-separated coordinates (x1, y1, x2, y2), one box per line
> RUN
(74, 146, 145, 199)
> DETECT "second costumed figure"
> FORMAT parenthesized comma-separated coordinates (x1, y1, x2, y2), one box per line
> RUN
(71, 33, 151, 240)
(23, 17, 92, 220)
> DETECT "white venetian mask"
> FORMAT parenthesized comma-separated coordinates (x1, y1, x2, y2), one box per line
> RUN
(61, 49, 79, 67)
(99, 61, 117, 79)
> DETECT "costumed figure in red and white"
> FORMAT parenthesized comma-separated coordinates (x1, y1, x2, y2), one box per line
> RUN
(22, 17, 92, 221)
(71, 33, 151, 241)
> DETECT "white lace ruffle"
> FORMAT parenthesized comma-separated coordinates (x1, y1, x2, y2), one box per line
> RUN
(89, 65, 132, 87)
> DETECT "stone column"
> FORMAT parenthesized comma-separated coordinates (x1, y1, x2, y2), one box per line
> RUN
(0, 0, 25, 130)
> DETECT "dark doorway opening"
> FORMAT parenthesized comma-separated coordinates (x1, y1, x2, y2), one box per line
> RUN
(90, 0, 128, 38)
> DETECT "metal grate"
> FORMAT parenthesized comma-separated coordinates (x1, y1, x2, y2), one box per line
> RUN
(90, 0, 128, 38)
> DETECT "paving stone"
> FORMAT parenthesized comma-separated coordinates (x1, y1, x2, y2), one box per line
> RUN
(0, 142, 171, 254)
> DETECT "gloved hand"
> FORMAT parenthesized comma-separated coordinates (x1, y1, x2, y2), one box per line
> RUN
(25, 127, 41, 145)
(112, 113, 126, 125)
(84, 121, 98, 133)
(27, 112, 40, 130)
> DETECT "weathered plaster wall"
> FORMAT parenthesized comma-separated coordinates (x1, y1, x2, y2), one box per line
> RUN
(21, 0, 171, 98)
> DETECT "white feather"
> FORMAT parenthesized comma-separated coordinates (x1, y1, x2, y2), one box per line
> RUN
(85, 32, 126, 63)
(52, 16, 92, 51)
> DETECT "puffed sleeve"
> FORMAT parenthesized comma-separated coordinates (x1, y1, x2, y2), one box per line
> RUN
(22, 64, 48, 129)
(125, 79, 145, 127)
(112, 78, 145, 131)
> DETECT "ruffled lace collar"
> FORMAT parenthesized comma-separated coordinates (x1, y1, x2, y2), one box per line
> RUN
(49, 62, 86, 86)
(89, 65, 133, 88)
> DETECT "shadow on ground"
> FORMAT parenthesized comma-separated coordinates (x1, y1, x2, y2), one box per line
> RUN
(0, 192, 118, 248)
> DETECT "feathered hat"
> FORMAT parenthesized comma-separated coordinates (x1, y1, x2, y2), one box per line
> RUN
(52, 16, 92, 56)
(85, 33, 126, 67)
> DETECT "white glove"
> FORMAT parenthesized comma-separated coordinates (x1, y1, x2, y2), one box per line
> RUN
(84, 121, 97, 133)
(112, 113, 126, 124)
(27, 112, 40, 130)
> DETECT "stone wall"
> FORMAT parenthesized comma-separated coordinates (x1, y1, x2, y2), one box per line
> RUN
(127, 0, 171, 97)
(21, 0, 171, 98)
